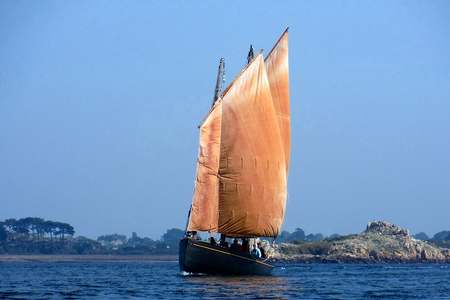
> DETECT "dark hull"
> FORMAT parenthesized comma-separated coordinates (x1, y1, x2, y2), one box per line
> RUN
(179, 238, 273, 275)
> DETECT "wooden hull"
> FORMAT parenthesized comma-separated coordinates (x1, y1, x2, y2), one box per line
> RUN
(179, 238, 273, 276)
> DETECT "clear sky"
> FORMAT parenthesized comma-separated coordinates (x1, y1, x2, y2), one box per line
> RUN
(1, 1, 449, 239)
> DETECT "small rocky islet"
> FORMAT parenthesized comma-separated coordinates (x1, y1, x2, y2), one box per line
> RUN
(266, 221, 450, 263)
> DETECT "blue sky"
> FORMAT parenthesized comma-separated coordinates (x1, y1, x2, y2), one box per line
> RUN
(1, 1, 449, 239)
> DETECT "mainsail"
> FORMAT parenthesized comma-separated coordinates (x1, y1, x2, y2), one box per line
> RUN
(187, 30, 290, 237)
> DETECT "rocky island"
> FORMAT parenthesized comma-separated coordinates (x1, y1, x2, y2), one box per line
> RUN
(268, 221, 450, 263)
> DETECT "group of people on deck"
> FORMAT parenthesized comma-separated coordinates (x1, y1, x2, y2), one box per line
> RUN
(208, 234, 266, 259)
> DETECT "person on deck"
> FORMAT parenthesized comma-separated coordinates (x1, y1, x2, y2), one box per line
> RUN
(257, 242, 266, 258)
(219, 234, 229, 248)
(251, 244, 262, 259)
(242, 238, 250, 253)
(230, 238, 242, 252)
(190, 231, 201, 240)
(209, 236, 217, 246)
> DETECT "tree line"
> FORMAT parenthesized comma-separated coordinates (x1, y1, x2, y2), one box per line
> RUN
(0, 217, 185, 255)
(92, 229, 185, 255)
(413, 231, 450, 248)
(1, 217, 448, 254)
(277, 228, 333, 243)
(0, 217, 75, 242)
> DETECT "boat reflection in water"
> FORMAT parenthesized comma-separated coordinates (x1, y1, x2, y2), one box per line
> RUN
(182, 270, 289, 298)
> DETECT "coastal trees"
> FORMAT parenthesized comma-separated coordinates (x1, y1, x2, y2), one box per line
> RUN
(277, 228, 306, 242)
(72, 236, 102, 254)
(44, 221, 75, 240)
(58, 222, 75, 240)
(13, 218, 30, 236)
(20, 217, 44, 239)
(433, 231, 450, 241)
(0, 217, 77, 254)
(431, 231, 450, 248)
(276, 228, 330, 243)
(277, 230, 291, 242)
(4, 219, 14, 234)
(0, 218, 75, 241)
(4, 218, 24, 239)
(120, 232, 162, 254)
(306, 233, 324, 242)
(43, 221, 56, 240)
(161, 228, 184, 249)
(289, 228, 306, 241)
(0, 217, 205, 254)
(0, 222, 6, 241)
(413, 232, 429, 241)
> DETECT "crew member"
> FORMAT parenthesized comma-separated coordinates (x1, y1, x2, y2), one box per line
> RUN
(257, 242, 266, 258)
(230, 238, 242, 252)
(219, 234, 229, 248)
(251, 244, 261, 258)
(242, 238, 250, 253)
(209, 236, 217, 246)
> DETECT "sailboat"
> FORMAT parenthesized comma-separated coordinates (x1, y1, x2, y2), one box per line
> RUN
(179, 29, 290, 276)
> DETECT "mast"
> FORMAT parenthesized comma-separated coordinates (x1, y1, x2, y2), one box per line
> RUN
(247, 45, 254, 64)
(212, 58, 225, 106)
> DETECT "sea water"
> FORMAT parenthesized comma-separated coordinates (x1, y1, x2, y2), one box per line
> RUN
(1, 261, 449, 299)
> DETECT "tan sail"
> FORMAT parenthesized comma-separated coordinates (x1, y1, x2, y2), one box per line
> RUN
(218, 55, 286, 237)
(187, 30, 290, 237)
(187, 102, 222, 232)
(265, 29, 290, 173)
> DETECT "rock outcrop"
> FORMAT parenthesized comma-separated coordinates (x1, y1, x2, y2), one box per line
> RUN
(270, 221, 450, 263)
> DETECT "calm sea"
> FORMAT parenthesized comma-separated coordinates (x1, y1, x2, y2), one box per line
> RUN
(0, 261, 449, 299)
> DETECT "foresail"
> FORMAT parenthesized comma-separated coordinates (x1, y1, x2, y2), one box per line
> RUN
(187, 102, 222, 232)
(218, 55, 287, 237)
(265, 29, 290, 174)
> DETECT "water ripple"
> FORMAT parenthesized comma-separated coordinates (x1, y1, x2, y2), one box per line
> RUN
(1, 261, 450, 299)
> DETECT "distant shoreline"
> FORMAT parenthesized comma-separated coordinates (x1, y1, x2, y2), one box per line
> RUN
(0, 254, 178, 262)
